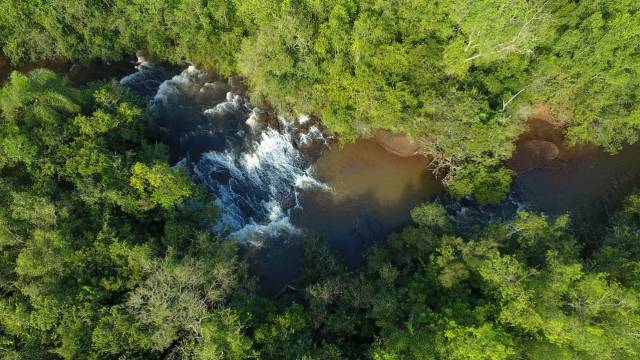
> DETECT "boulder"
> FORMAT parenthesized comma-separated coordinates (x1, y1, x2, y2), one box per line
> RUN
(197, 81, 230, 103)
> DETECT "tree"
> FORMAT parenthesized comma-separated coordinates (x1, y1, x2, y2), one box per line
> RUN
(0, 70, 245, 359)
(529, 0, 640, 152)
(595, 192, 640, 289)
(442, 0, 558, 75)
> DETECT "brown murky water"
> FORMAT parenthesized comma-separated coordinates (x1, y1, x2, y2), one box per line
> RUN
(291, 139, 442, 265)
(252, 139, 441, 294)
(514, 141, 640, 246)
(505, 117, 640, 250)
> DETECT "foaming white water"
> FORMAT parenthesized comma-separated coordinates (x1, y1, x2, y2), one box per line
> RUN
(194, 126, 329, 242)
(119, 55, 173, 96)
(230, 216, 303, 246)
(448, 192, 531, 229)
(151, 66, 207, 109)
(204, 92, 244, 117)
(118, 56, 152, 86)
(295, 172, 332, 191)
(121, 63, 332, 244)
(299, 125, 326, 146)
(245, 108, 263, 133)
(299, 114, 312, 124)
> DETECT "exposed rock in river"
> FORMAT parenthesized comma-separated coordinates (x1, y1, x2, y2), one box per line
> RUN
(515, 116, 599, 166)
(374, 129, 420, 157)
(228, 75, 248, 95)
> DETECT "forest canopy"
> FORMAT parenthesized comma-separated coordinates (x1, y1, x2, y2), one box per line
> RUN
(1, 0, 639, 202)
(0, 71, 638, 358)
(1, 1, 640, 359)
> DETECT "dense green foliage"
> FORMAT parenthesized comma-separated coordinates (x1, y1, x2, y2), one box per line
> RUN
(1, 0, 639, 202)
(0, 71, 638, 359)
(276, 201, 640, 359)
(0, 70, 250, 358)
(2, 1, 640, 358)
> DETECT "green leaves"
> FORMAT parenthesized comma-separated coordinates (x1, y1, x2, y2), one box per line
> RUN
(0, 70, 81, 120)
(0, 70, 246, 359)
(410, 202, 451, 232)
(444, 0, 557, 67)
(448, 166, 514, 205)
(3, 0, 640, 204)
(356, 201, 640, 359)
(530, 0, 640, 153)
(2, 2, 640, 358)
(444, 323, 515, 360)
(125, 255, 240, 352)
(8, 192, 56, 227)
(595, 192, 640, 289)
(129, 162, 193, 211)
(254, 303, 314, 359)
(237, 7, 319, 114)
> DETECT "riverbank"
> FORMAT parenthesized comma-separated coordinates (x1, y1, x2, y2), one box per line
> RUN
(3, 58, 640, 292)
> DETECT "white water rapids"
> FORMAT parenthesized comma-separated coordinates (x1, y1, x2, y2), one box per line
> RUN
(121, 59, 332, 244)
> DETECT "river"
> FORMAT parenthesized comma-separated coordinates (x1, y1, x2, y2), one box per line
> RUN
(2, 58, 639, 293)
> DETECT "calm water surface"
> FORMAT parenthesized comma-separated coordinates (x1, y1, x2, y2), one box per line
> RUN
(293, 139, 441, 265)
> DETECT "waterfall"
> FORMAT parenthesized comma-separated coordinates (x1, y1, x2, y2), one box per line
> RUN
(121, 58, 331, 244)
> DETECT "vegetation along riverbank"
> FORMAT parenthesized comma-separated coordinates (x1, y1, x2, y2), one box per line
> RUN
(1, 1, 640, 359)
